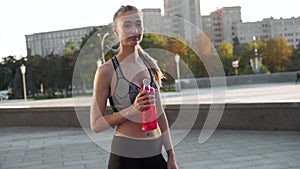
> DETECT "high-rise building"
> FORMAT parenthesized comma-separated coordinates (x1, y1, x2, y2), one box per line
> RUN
(163, 0, 202, 40)
(202, 6, 242, 46)
(142, 8, 163, 34)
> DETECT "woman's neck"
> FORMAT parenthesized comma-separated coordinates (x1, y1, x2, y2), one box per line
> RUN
(117, 45, 140, 63)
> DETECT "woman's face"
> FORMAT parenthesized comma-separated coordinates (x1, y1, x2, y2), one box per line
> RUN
(114, 11, 143, 47)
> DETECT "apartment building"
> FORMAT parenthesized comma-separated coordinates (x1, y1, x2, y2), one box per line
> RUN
(202, 6, 242, 45)
(203, 6, 300, 48)
(25, 26, 96, 56)
(236, 17, 300, 48)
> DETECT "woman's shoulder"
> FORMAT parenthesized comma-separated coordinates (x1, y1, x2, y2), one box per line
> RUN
(96, 59, 114, 76)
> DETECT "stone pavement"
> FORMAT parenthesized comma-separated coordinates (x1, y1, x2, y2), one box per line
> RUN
(0, 82, 300, 108)
(0, 127, 300, 169)
(1, 82, 300, 169)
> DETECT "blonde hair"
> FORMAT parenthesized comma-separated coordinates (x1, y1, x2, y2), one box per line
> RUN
(138, 48, 163, 86)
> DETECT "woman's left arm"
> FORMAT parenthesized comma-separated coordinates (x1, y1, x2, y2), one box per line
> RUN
(156, 90, 178, 169)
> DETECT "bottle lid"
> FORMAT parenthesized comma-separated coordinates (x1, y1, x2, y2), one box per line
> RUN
(143, 79, 150, 86)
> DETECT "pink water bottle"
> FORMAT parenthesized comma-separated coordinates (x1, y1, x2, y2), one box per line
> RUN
(140, 79, 158, 131)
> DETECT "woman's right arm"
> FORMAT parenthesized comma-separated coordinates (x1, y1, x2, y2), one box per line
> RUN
(90, 64, 151, 133)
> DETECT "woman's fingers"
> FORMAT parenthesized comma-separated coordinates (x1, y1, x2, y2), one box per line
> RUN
(134, 92, 155, 111)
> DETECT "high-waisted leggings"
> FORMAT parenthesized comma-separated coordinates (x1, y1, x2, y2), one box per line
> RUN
(108, 135, 167, 169)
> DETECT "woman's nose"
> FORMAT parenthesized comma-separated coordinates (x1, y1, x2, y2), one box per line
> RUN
(131, 26, 138, 33)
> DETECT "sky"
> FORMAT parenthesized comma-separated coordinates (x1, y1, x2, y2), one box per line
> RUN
(1, 0, 300, 60)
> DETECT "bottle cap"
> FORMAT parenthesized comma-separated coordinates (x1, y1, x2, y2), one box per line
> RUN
(143, 79, 150, 86)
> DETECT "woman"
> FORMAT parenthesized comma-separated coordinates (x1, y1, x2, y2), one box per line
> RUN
(90, 5, 178, 169)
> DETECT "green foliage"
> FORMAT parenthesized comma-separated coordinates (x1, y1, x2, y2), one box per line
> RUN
(217, 41, 235, 75)
(160, 87, 176, 92)
(262, 36, 292, 72)
(0, 64, 13, 90)
(289, 44, 300, 71)
(2, 29, 300, 99)
(0, 56, 26, 98)
(231, 36, 294, 74)
(233, 43, 251, 74)
(141, 33, 208, 78)
(218, 41, 233, 58)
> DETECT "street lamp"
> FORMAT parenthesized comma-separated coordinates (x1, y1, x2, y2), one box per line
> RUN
(101, 32, 109, 63)
(96, 32, 109, 67)
(250, 36, 262, 73)
(174, 54, 181, 91)
(20, 64, 27, 101)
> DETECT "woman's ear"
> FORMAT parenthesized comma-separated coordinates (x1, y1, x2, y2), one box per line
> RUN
(113, 26, 118, 36)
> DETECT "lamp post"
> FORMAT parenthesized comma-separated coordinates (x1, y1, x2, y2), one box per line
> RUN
(96, 32, 109, 67)
(250, 35, 262, 73)
(101, 33, 109, 63)
(20, 64, 27, 101)
(174, 54, 181, 91)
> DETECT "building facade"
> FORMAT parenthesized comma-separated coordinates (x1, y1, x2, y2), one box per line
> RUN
(163, 0, 202, 40)
(202, 6, 242, 46)
(236, 17, 300, 48)
(142, 8, 163, 34)
(26, 5, 300, 57)
(203, 6, 300, 48)
(25, 26, 96, 56)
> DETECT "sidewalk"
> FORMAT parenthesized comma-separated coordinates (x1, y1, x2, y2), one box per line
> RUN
(0, 82, 300, 109)
(0, 128, 299, 169)
(1, 82, 300, 169)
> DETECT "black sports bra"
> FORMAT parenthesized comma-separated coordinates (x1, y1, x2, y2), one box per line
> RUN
(108, 56, 157, 112)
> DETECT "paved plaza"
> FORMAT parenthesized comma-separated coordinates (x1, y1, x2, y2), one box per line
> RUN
(0, 128, 300, 169)
(0, 82, 300, 108)
(0, 82, 300, 169)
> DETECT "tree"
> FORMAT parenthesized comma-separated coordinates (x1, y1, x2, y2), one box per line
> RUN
(141, 33, 166, 49)
(242, 38, 270, 74)
(289, 43, 300, 71)
(143, 33, 199, 82)
(26, 55, 44, 96)
(217, 41, 235, 75)
(2, 56, 26, 98)
(262, 37, 292, 72)
(42, 53, 61, 96)
(0, 64, 13, 90)
(233, 43, 250, 74)
(233, 36, 240, 46)
(61, 41, 79, 95)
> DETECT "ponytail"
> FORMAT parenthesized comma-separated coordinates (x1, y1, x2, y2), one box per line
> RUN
(138, 48, 163, 87)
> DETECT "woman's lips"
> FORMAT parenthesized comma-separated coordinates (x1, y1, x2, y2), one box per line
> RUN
(128, 35, 141, 40)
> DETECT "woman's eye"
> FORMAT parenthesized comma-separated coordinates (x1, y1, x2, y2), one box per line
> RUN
(124, 24, 131, 28)
(123, 22, 132, 28)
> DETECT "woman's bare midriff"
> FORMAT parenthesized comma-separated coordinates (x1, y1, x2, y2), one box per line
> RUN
(114, 119, 162, 139)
